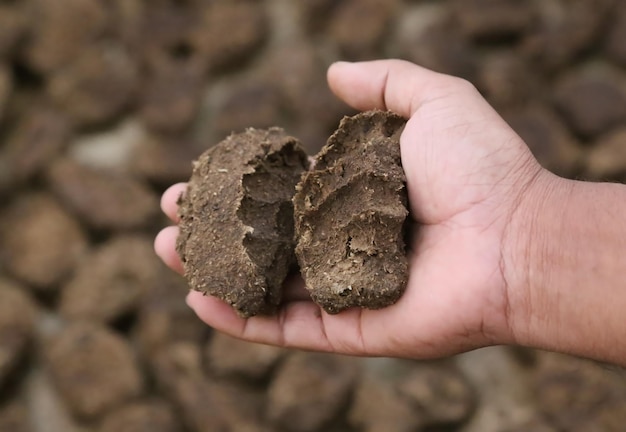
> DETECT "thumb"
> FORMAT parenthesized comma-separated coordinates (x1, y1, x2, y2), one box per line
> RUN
(328, 60, 539, 224)
(327, 59, 470, 118)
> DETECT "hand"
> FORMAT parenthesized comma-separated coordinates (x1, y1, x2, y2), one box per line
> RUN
(155, 59, 545, 358)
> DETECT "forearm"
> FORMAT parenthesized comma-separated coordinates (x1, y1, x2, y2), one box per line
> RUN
(505, 171, 626, 364)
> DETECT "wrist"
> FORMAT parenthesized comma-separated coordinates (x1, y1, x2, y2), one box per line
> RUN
(500, 169, 575, 349)
(502, 172, 626, 364)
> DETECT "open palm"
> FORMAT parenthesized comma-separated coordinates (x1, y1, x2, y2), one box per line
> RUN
(155, 60, 543, 358)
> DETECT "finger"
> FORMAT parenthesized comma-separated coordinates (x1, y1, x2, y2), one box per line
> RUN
(160, 183, 187, 223)
(327, 59, 467, 118)
(186, 290, 335, 351)
(187, 289, 389, 355)
(154, 226, 184, 274)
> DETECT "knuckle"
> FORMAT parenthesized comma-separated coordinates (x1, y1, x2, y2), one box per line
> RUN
(448, 76, 478, 94)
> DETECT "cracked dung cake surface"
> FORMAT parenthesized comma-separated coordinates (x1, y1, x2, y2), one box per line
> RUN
(176, 128, 309, 317)
(293, 110, 410, 314)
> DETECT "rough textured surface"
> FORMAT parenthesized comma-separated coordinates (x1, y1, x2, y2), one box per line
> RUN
(294, 110, 409, 313)
(177, 128, 309, 317)
(45, 324, 143, 419)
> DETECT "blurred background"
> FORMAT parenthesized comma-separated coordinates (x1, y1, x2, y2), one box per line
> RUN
(1, 0, 626, 431)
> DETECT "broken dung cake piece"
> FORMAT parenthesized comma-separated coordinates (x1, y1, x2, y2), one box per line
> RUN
(176, 128, 309, 317)
(293, 110, 410, 313)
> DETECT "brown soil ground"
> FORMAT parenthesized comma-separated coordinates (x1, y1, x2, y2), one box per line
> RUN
(1, 0, 626, 431)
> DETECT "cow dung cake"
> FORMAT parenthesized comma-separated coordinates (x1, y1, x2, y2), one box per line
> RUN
(176, 128, 309, 317)
(178, 111, 410, 316)
(293, 110, 409, 313)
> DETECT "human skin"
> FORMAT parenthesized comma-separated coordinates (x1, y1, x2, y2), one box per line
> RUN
(155, 60, 626, 365)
